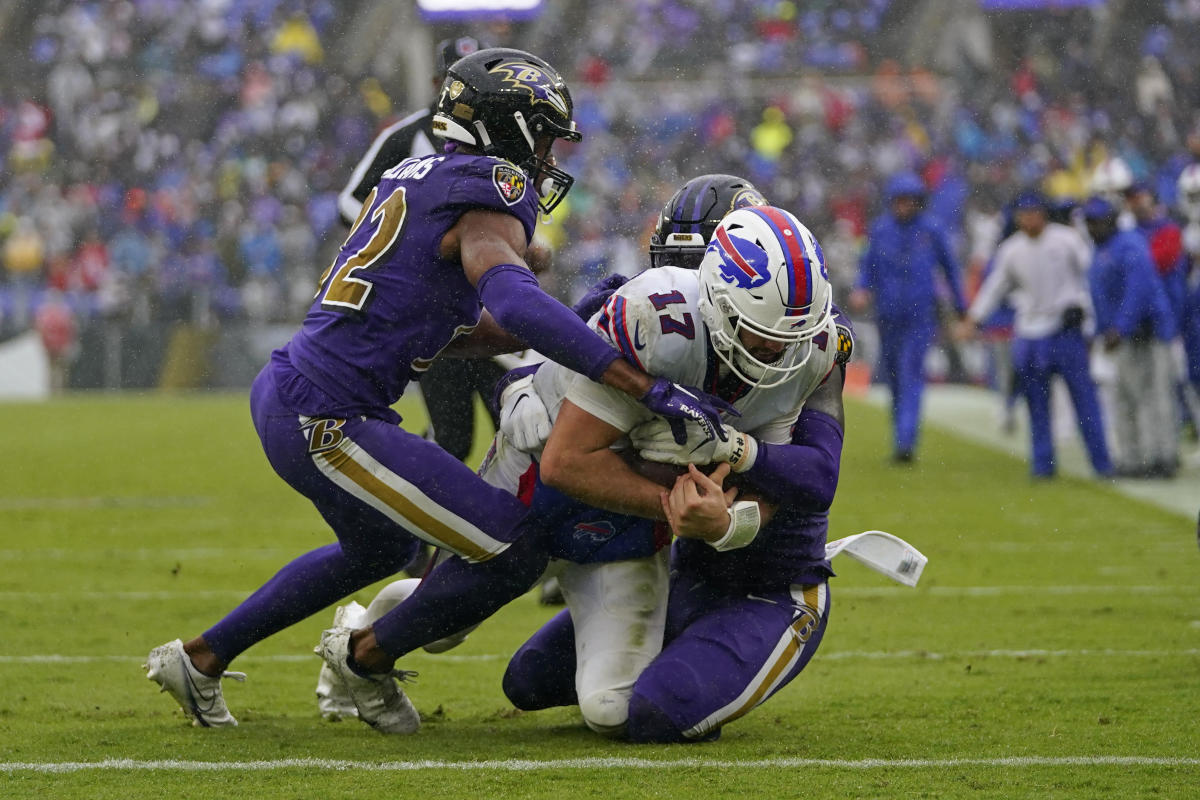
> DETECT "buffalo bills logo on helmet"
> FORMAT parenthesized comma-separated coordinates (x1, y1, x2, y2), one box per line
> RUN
(492, 163, 526, 205)
(488, 61, 570, 118)
(709, 227, 771, 290)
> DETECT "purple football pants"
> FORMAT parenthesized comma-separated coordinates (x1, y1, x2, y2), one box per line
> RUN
(202, 366, 529, 664)
(503, 567, 831, 742)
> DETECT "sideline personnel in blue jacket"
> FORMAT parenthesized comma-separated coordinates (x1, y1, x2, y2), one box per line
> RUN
(1085, 196, 1180, 478)
(851, 171, 966, 462)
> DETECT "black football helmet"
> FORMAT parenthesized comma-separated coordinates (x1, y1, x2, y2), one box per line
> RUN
(649, 174, 767, 268)
(432, 47, 581, 214)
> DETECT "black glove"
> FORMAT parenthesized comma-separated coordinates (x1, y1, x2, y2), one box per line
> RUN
(1061, 305, 1085, 332)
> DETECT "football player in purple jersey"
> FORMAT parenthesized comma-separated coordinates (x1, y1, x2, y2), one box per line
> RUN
(310, 173, 781, 723)
(323, 202, 853, 741)
(145, 48, 733, 732)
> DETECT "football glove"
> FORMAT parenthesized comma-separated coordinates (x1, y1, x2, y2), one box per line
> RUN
(497, 373, 552, 453)
(639, 379, 740, 445)
(630, 417, 758, 473)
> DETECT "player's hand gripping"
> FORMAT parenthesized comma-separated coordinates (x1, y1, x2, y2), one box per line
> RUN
(660, 463, 763, 551)
(659, 463, 739, 542)
(631, 417, 757, 472)
(639, 379, 740, 445)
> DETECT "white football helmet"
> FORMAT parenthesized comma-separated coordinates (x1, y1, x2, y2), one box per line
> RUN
(697, 206, 833, 388)
(1177, 163, 1200, 221)
(1089, 157, 1133, 203)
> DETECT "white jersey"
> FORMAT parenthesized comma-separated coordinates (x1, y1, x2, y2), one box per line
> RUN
(534, 267, 838, 447)
(969, 223, 1095, 339)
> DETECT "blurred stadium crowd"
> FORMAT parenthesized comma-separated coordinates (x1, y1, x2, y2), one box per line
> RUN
(2, 0, 1199, 394)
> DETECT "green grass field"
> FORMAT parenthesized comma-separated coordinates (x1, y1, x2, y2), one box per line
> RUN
(1, 392, 1198, 799)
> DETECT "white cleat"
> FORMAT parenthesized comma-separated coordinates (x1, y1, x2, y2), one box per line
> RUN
(316, 602, 368, 721)
(144, 639, 246, 728)
(314, 627, 420, 734)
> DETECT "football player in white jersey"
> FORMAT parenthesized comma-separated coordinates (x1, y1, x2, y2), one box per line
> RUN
(502, 206, 847, 739)
(317, 202, 847, 739)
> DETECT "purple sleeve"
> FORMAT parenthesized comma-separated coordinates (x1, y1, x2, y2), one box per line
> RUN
(476, 263, 622, 383)
(741, 408, 844, 511)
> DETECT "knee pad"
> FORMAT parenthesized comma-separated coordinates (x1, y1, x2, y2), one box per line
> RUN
(579, 689, 629, 738)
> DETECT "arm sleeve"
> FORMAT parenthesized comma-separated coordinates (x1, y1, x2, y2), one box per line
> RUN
(739, 408, 844, 511)
(476, 264, 622, 383)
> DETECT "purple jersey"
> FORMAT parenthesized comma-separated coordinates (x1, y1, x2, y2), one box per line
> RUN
(272, 152, 539, 421)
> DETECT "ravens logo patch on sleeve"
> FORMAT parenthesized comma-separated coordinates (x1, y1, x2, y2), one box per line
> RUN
(492, 163, 527, 206)
(835, 322, 854, 366)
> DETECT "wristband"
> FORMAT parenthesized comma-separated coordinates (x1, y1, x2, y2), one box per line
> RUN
(710, 500, 761, 552)
(728, 431, 758, 473)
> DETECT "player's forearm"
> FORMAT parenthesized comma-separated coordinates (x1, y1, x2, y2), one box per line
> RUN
(539, 447, 665, 520)
(742, 409, 844, 511)
(477, 264, 621, 381)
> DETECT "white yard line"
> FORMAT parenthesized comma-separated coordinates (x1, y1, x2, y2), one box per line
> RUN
(1, 756, 1197, 773)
